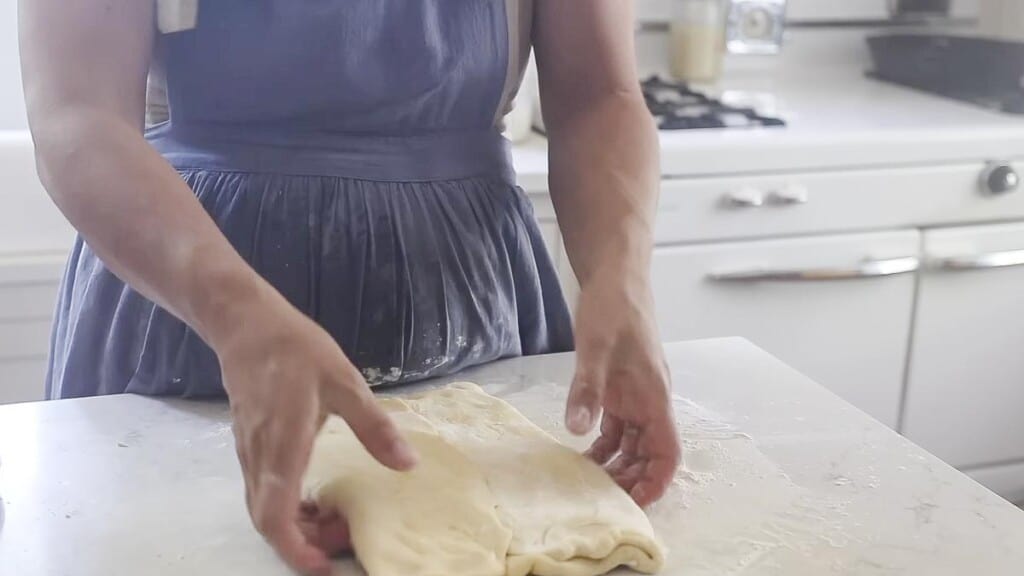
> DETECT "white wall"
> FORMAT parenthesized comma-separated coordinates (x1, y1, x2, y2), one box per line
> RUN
(0, 1, 28, 131)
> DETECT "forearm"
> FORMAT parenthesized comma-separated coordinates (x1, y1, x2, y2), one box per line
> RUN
(547, 92, 660, 288)
(32, 108, 280, 349)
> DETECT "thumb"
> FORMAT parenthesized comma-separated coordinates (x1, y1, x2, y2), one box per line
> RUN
(565, 347, 608, 435)
(324, 369, 418, 471)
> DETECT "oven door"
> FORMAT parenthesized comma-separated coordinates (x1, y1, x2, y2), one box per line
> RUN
(651, 229, 920, 429)
(903, 222, 1024, 469)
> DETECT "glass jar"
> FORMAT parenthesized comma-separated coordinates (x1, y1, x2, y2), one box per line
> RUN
(670, 0, 726, 83)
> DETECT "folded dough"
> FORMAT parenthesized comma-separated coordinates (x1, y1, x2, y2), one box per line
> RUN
(303, 383, 664, 576)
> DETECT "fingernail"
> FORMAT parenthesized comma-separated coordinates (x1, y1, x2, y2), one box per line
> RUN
(394, 441, 418, 468)
(567, 406, 593, 434)
(632, 485, 647, 503)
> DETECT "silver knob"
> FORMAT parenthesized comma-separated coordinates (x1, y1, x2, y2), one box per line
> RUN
(767, 185, 808, 206)
(723, 188, 765, 208)
(980, 162, 1020, 195)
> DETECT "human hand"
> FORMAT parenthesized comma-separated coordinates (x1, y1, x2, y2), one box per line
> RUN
(215, 297, 417, 575)
(564, 271, 680, 507)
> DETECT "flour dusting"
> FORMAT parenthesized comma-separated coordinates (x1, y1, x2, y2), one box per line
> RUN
(483, 382, 858, 575)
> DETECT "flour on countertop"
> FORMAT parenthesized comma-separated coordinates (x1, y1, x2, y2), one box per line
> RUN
(475, 381, 858, 575)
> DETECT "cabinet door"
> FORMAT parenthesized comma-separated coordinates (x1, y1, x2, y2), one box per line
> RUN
(652, 230, 920, 428)
(966, 462, 1024, 506)
(0, 253, 64, 404)
(903, 223, 1024, 468)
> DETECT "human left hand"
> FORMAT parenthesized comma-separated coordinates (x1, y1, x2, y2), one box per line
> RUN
(565, 270, 681, 507)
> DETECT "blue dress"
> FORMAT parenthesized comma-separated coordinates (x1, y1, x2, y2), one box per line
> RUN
(46, 0, 573, 398)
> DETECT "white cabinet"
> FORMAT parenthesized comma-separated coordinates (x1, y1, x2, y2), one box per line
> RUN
(967, 462, 1024, 506)
(903, 223, 1024, 469)
(0, 253, 65, 404)
(651, 230, 920, 429)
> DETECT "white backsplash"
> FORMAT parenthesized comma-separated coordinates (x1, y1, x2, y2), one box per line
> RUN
(638, 0, 979, 24)
(635, 27, 877, 80)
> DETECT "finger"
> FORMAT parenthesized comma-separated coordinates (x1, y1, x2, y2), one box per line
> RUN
(613, 460, 648, 494)
(299, 507, 352, 557)
(232, 426, 257, 515)
(566, 372, 603, 435)
(585, 414, 624, 465)
(605, 451, 638, 479)
(323, 370, 418, 471)
(619, 425, 641, 459)
(631, 454, 678, 507)
(566, 328, 614, 435)
(606, 452, 643, 493)
(299, 501, 320, 518)
(253, 475, 333, 576)
(239, 393, 329, 575)
(631, 421, 681, 507)
(565, 364, 610, 437)
(601, 426, 639, 474)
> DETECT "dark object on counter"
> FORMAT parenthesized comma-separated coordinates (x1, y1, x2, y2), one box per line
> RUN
(641, 76, 786, 131)
(867, 34, 1024, 115)
(889, 0, 951, 17)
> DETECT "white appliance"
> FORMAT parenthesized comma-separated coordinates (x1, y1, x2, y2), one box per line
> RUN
(641, 158, 1024, 504)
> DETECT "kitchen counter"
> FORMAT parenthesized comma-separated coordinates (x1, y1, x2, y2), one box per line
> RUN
(512, 65, 1024, 190)
(1, 338, 1022, 575)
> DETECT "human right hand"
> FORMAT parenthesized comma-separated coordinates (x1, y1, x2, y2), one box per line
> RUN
(214, 297, 418, 575)
(564, 267, 681, 507)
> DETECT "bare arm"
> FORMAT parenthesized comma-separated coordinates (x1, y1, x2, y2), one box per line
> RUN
(20, 0, 264, 346)
(534, 0, 659, 287)
(534, 0, 679, 505)
(20, 2, 414, 573)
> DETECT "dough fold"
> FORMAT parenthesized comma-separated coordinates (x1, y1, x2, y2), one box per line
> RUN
(303, 382, 665, 576)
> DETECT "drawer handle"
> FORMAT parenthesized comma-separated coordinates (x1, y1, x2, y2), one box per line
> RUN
(767, 185, 809, 206)
(722, 188, 765, 208)
(929, 249, 1024, 271)
(708, 256, 920, 282)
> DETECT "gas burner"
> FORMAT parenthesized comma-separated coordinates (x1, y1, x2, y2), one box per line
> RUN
(641, 76, 786, 131)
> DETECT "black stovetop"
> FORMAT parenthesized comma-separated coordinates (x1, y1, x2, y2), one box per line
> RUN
(641, 76, 786, 131)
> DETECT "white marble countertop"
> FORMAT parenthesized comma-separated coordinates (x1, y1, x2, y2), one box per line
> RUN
(512, 65, 1024, 191)
(1, 338, 1023, 575)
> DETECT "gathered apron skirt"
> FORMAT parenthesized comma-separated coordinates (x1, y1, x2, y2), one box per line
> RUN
(46, 125, 574, 398)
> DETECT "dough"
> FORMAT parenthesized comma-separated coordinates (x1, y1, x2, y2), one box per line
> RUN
(303, 383, 664, 576)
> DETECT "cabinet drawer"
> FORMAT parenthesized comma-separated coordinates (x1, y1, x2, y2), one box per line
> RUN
(0, 281, 60, 322)
(0, 358, 48, 404)
(0, 254, 62, 365)
(651, 230, 920, 428)
(656, 162, 1024, 244)
(0, 253, 64, 321)
(0, 319, 53, 361)
(903, 222, 1024, 468)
